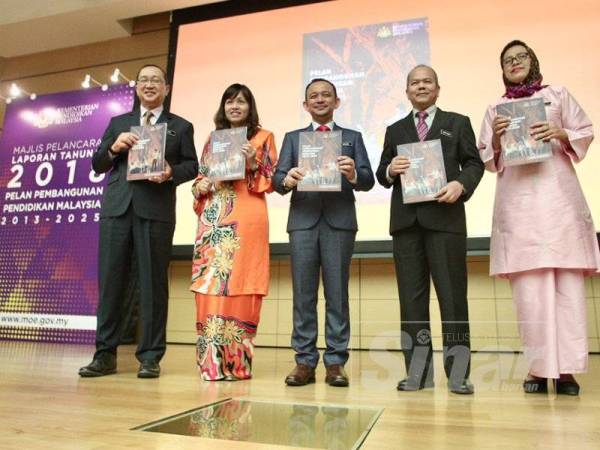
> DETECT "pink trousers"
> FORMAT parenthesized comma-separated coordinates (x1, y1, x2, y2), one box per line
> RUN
(509, 268, 588, 378)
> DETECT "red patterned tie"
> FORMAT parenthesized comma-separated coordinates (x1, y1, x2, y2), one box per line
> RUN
(416, 111, 428, 141)
(316, 124, 331, 132)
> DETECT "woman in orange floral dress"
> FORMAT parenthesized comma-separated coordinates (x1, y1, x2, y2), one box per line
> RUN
(190, 84, 277, 380)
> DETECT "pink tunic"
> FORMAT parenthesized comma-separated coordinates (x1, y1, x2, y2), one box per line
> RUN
(478, 85, 600, 277)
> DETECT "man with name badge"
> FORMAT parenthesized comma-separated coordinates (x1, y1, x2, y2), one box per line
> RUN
(376, 65, 483, 394)
(79, 64, 198, 379)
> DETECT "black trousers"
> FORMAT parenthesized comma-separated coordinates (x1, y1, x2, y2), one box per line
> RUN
(392, 224, 471, 385)
(95, 205, 174, 363)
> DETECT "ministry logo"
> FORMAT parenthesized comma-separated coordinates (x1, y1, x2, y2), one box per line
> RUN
(21, 103, 100, 129)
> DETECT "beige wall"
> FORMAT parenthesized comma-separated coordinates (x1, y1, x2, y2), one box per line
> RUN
(0, 13, 170, 133)
(167, 256, 600, 352)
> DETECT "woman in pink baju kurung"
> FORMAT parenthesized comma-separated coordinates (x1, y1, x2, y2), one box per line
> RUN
(478, 40, 600, 395)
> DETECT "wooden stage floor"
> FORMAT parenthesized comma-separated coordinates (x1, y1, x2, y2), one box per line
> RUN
(1, 342, 599, 449)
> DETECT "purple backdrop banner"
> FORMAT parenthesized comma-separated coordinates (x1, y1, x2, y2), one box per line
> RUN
(0, 85, 134, 343)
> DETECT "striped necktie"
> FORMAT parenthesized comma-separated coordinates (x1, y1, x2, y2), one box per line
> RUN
(144, 111, 154, 126)
(416, 111, 428, 142)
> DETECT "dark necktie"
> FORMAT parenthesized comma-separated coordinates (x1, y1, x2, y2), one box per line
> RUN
(416, 111, 428, 142)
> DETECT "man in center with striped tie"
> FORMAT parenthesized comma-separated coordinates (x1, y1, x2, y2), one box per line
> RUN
(376, 65, 484, 394)
(274, 78, 374, 387)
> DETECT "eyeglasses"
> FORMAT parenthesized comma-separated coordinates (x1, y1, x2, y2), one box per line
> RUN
(502, 52, 529, 67)
(136, 77, 165, 86)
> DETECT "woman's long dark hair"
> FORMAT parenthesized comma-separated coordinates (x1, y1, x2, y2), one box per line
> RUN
(214, 83, 260, 139)
(500, 39, 543, 87)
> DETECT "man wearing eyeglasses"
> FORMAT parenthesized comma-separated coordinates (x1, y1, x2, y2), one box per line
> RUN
(79, 64, 198, 379)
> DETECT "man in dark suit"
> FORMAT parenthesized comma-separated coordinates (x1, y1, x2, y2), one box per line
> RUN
(376, 65, 483, 394)
(79, 64, 198, 378)
(274, 79, 374, 387)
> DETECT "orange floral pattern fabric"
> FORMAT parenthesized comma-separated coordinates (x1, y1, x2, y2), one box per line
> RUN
(190, 128, 277, 380)
(190, 128, 277, 296)
(195, 293, 262, 380)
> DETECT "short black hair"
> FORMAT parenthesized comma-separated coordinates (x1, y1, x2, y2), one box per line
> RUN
(304, 78, 337, 100)
(135, 64, 168, 83)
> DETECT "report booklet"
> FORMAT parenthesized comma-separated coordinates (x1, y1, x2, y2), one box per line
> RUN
(208, 127, 248, 181)
(396, 138, 447, 203)
(127, 123, 167, 181)
(496, 97, 552, 166)
(298, 130, 342, 191)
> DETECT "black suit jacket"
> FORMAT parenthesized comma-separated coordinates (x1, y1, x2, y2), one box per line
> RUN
(274, 124, 374, 232)
(92, 109, 198, 223)
(376, 109, 483, 234)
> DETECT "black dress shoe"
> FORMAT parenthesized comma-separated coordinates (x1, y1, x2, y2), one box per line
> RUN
(555, 379, 580, 396)
(223, 374, 244, 381)
(396, 378, 434, 391)
(449, 379, 474, 395)
(285, 364, 316, 386)
(138, 360, 160, 378)
(523, 377, 548, 393)
(325, 364, 349, 387)
(78, 355, 116, 377)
